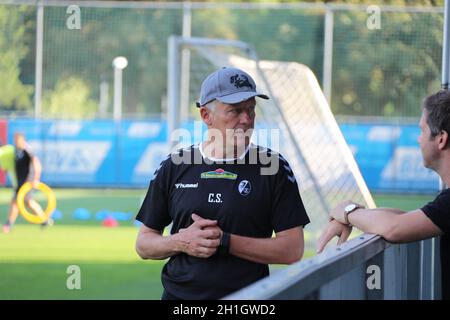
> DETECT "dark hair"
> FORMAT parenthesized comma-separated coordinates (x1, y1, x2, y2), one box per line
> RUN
(422, 90, 450, 138)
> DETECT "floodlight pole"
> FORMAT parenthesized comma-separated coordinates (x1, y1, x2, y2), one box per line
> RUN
(323, 5, 334, 104)
(167, 36, 180, 148)
(34, 0, 44, 119)
(112, 56, 128, 121)
(180, 1, 192, 125)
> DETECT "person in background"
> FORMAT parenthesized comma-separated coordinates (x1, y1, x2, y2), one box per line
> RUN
(2, 133, 52, 233)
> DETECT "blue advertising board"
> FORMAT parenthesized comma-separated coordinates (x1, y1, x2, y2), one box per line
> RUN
(1, 118, 440, 193)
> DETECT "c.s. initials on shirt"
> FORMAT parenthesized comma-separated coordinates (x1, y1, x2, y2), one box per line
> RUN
(208, 193, 223, 203)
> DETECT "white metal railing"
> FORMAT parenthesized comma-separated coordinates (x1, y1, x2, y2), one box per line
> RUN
(224, 234, 441, 300)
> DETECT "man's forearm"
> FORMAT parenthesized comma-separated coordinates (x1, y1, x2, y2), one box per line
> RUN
(348, 208, 405, 238)
(376, 207, 405, 215)
(136, 232, 182, 260)
(228, 233, 303, 265)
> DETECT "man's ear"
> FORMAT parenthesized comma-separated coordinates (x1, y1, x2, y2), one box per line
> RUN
(200, 107, 212, 126)
(438, 130, 449, 150)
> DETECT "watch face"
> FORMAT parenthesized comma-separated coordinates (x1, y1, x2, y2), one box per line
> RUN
(345, 203, 357, 213)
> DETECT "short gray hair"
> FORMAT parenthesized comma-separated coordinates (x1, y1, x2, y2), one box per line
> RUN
(204, 100, 217, 112)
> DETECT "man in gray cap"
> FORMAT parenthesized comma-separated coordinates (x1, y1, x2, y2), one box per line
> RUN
(135, 67, 310, 300)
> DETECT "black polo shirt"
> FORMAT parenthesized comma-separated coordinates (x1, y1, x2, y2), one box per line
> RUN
(421, 188, 450, 300)
(136, 144, 310, 300)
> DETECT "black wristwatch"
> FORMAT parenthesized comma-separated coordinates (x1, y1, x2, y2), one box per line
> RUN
(218, 232, 230, 255)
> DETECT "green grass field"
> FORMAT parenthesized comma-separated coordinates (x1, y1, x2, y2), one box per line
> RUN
(0, 187, 435, 299)
(0, 188, 165, 299)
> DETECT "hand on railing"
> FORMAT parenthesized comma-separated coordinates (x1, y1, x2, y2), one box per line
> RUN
(316, 219, 352, 254)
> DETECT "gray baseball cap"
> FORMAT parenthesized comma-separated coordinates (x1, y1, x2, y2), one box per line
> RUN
(196, 67, 269, 107)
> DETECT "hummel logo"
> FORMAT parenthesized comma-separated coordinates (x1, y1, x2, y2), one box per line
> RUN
(175, 183, 198, 189)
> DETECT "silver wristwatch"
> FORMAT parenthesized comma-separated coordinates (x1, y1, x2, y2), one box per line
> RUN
(344, 203, 360, 226)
